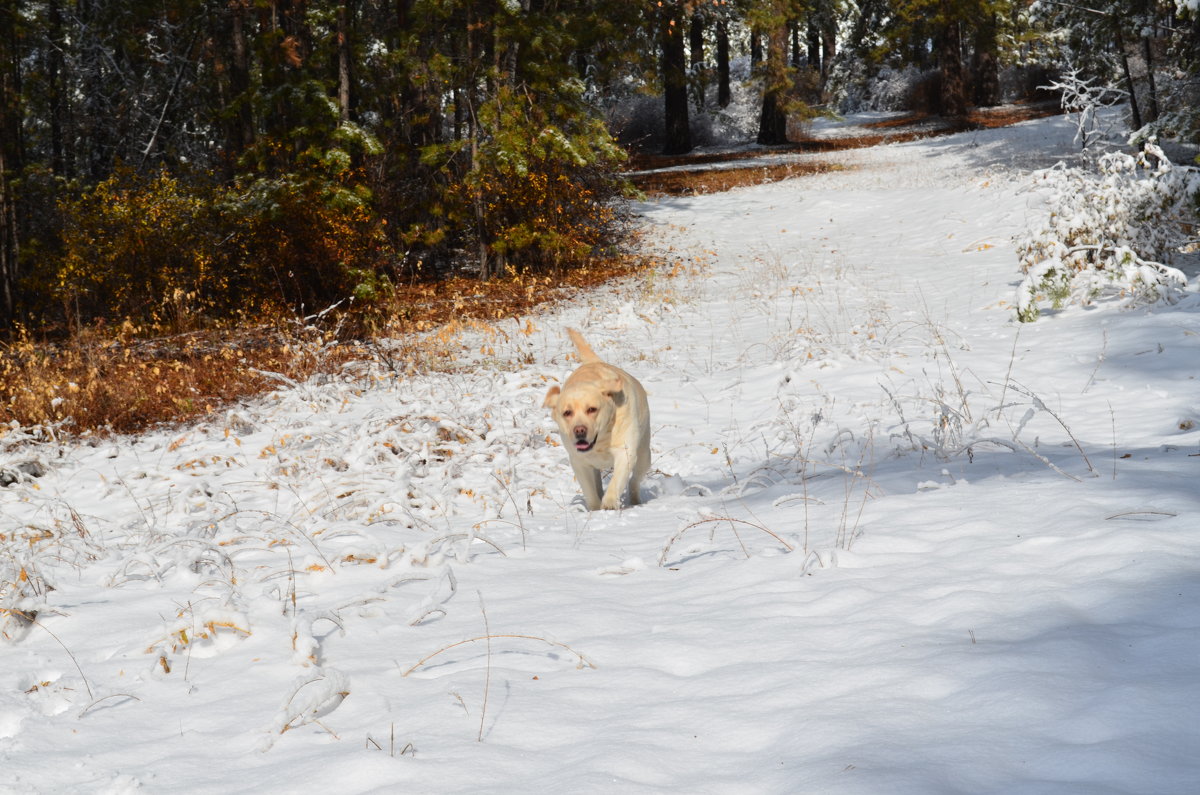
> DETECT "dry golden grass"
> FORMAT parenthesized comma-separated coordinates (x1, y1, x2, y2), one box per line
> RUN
(630, 161, 851, 196)
(0, 325, 350, 436)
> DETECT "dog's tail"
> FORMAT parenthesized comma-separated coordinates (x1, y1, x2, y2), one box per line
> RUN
(566, 327, 601, 363)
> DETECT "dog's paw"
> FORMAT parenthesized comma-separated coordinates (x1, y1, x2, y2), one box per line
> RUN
(569, 497, 596, 512)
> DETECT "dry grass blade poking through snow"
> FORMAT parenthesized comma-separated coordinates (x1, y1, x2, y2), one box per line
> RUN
(402, 635, 598, 678)
(400, 623, 596, 741)
(658, 516, 795, 567)
(266, 668, 352, 745)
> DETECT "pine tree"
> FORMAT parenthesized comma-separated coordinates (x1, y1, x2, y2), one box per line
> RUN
(753, 0, 799, 145)
(659, 0, 692, 154)
(0, 0, 22, 327)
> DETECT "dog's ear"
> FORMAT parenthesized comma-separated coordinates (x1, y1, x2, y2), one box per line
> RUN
(602, 376, 624, 401)
(543, 385, 561, 409)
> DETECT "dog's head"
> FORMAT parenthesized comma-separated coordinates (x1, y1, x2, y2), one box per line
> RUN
(544, 377, 623, 454)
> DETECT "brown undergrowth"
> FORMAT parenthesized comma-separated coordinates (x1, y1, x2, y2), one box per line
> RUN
(1, 254, 656, 438)
(630, 161, 851, 196)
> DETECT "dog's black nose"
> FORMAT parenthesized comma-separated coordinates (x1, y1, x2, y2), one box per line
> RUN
(573, 425, 587, 438)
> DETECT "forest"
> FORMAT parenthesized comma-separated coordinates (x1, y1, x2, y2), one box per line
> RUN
(0, 0, 1196, 338)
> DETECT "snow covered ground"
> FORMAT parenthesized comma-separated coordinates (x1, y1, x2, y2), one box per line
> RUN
(3, 113, 1200, 793)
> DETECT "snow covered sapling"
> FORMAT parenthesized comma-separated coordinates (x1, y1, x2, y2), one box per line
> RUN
(1044, 65, 1127, 151)
(1015, 143, 1200, 321)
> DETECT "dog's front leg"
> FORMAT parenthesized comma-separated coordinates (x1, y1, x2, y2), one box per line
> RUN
(629, 433, 650, 506)
(602, 445, 633, 510)
(572, 459, 604, 511)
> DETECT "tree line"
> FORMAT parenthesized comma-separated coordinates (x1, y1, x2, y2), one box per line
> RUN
(0, 0, 1195, 335)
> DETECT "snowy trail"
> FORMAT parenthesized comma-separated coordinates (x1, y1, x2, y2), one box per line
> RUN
(4, 114, 1200, 793)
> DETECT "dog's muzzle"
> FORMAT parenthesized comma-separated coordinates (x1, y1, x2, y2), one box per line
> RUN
(573, 426, 594, 453)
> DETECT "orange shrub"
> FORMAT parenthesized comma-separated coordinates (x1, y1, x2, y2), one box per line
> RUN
(51, 166, 390, 330)
(54, 168, 224, 331)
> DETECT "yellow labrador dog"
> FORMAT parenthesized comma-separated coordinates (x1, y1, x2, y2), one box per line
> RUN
(544, 328, 650, 511)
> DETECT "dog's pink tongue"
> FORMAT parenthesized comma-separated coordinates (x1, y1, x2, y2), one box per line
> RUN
(575, 440, 592, 452)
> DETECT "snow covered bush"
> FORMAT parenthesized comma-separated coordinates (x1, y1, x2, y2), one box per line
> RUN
(1015, 143, 1200, 322)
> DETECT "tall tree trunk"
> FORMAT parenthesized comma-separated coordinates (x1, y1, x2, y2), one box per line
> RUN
(757, 21, 789, 145)
(660, 5, 691, 155)
(0, 6, 22, 327)
(689, 13, 705, 110)
(807, 19, 821, 72)
(758, 92, 787, 144)
(938, 10, 967, 118)
(716, 19, 730, 108)
(465, 0, 490, 279)
(337, 0, 352, 122)
(820, 15, 836, 82)
(76, 0, 108, 180)
(1114, 26, 1143, 131)
(229, 0, 255, 161)
(396, 0, 438, 149)
(972, 11, 999, 107)
(47, 0, 68, 176)
(209, 7, 233, 178)
(1141, 34, 1159, 123)
(0, 145, 17, 328)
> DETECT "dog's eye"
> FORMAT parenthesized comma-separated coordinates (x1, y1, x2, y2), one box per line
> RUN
(562, 409, 573, 419)
(586, 407, 598, 415)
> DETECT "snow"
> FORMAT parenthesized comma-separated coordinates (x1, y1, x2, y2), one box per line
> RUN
(4, 112, 1200, 793)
